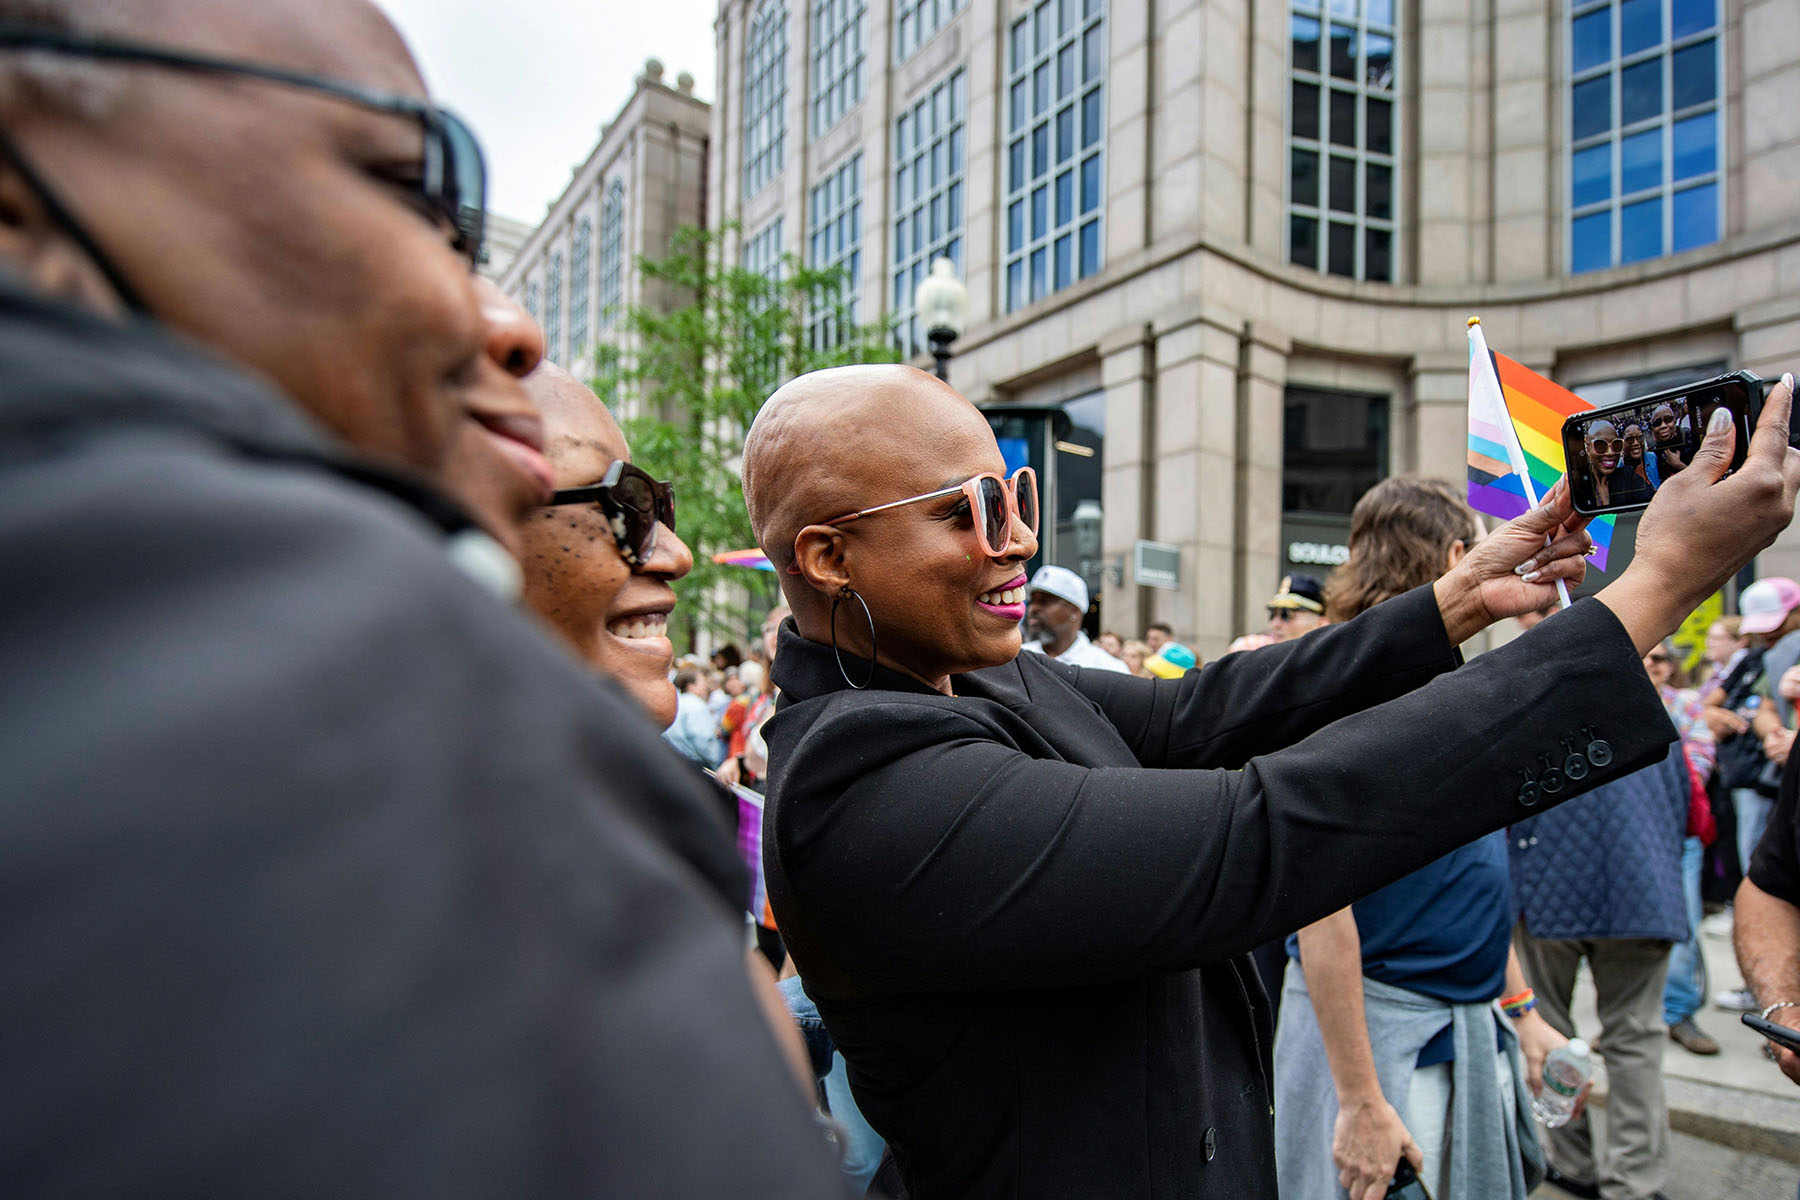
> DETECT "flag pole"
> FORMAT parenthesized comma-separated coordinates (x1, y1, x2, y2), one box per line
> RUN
(1468, 317, 1572, 609)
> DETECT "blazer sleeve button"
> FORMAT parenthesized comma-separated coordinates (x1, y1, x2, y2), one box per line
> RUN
(1204, 1126, 1217, 1161)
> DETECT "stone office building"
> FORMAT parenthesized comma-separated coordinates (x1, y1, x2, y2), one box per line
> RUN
(497, 61, 712, 421)
(706, 0, 1799, 654)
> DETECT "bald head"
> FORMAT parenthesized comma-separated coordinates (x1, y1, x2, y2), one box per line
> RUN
(527, 361, 623, 459)
(743, 365, 992, 583)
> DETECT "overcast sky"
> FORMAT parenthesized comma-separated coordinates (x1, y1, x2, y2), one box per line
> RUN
(380, 0, 720, 223)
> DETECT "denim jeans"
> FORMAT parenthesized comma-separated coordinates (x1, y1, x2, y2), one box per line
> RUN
(1662, 836, 1707, 1025)
(1735, 787, 1776, 879)
(778, 975, 888, 1193)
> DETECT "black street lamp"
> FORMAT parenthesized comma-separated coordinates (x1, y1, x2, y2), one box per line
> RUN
(913, 257, 968, 383)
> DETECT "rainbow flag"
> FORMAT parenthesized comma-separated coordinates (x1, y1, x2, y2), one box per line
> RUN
(713, 548, 776, 572)
(1466, 319, 1615, 572)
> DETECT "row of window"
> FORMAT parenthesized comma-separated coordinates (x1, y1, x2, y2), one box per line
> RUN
(523, 181, 628, 366)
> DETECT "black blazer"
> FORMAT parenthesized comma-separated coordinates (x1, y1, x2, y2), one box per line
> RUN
(763, 586, 1673, 1199)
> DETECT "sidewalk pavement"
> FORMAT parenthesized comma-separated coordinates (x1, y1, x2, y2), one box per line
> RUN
(1537, 915, 1800, 1196)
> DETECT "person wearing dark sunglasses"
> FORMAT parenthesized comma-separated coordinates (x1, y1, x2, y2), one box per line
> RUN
(1583, 417, 1655, 509)
(735, 362, 1800, 1200)
(0, 4, 850, 1196)
(520, 363, 693, 728)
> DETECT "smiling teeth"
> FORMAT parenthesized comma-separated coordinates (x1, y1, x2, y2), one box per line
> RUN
(978, 586, 1024, 606)
(608, 614, 669, 639)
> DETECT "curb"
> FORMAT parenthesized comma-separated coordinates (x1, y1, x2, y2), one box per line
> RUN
(1586, 1076, 1800, 1166)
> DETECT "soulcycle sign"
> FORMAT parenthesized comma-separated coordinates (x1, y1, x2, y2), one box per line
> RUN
(1281, 514, 1351, 575)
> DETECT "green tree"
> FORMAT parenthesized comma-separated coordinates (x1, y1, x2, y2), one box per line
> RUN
(595, 224, 899, 652)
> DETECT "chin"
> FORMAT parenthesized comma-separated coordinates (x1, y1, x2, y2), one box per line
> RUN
(638, 687, 679, 730)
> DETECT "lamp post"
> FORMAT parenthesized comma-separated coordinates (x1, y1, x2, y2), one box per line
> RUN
(913, 257, 968, 383)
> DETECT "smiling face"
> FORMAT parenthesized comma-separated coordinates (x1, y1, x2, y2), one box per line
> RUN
(1644, 645, 1673, 687)
(1650, 404, 1680, 446)
(746, 366, 1038, 693)
(519, 366, 692, 726)
(0, 1, 510, 481)
(1585, 419, 1621, 477)
(1622, 422, 1646, 464)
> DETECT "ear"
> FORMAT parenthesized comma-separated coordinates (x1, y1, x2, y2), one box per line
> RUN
(792, 525, 853, 595)
(1444, 538, 1467, 571)
(0, 156, 126, 313)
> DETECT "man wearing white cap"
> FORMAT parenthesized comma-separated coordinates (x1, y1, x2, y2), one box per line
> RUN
(1022, 565, 1130, 672)
(1739, 579, 1800, 887)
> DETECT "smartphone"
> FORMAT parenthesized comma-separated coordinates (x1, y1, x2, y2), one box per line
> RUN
(1386, 1157, 1433, 1200)
(1560, 370, 1764, 516)
(1742, 1011, 1800, 1054)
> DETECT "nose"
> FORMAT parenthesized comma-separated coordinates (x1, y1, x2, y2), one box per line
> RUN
(474, 276, 545, 379)
(1002, 513, 1039, 562)
(642, 521, 695, 581)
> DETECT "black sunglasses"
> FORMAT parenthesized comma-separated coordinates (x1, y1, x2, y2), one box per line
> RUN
(0, 25, 487, 268)
(548, 461, 676, 567)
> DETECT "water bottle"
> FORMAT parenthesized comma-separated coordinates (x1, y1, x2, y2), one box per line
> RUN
(1532, 1038, 1592, 1128)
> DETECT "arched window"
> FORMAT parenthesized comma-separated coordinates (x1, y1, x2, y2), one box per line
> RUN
(598, 181, 626, 332)
(569, 218, 592, 356)
(742, 0, 788, 198)
(544, 252, 564, 364)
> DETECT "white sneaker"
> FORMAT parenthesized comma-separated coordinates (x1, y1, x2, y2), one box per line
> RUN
(1713, 987, 1758, 1012)
(1699, 910, 1734, 936)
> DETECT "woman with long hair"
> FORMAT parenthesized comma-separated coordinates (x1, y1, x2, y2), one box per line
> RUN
(1274, 478, 1574, 1200)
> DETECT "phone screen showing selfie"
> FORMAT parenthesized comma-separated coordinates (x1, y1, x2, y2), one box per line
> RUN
(1562, 376, 1754, 516)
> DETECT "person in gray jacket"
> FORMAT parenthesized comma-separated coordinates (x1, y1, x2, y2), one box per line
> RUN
(0, 2, 844, 1194)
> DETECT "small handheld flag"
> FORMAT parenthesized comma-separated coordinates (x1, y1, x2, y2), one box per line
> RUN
(1466, 319, 1616, 605)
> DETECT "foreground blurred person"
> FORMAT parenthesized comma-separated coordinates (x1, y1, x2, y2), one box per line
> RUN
(0, 4, 843, 1194)
(1274, 478, 1569, 1200)
(742, 363, 1799, 1199)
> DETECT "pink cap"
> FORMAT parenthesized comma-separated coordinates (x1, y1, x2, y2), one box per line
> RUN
(1739, 577, 1800, 635)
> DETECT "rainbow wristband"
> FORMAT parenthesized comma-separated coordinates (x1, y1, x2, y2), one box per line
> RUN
(1500, 988, 1537, 1018)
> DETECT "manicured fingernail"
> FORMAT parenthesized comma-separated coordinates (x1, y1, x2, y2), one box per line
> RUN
(1709, 406, 1733, 435)
(1515, 558, 1539, 576)
(1523, 570, 1543, 583)
(1784, 372, 1795, 394)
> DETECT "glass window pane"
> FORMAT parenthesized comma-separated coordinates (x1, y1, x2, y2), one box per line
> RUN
(1081, 153, 1101, 211)
(1058, 44, 1076, 95)
(1030, 246, 1047, 300)
(1621, 58, 1662, 126)
(1365, 96, 1392, 154)
(1572, 142, 1612, 208)
(1035, 0, 1053, 52)
(1082, 90, 1103, 146)
(1032, 123, 1049, 175)
(1572, 75, 1612, 141)
(1293, 80, 1320, 140)
(1292, 14, 1321, 74)
(1621, 0, 1661, 55)
(1008, 139, 1026, 187)
(1008, 200, 1025, 251)
(1672, 182, 1717, 253)
(1330, 0, 1357, 17)
(1327, 220, 1356, 277)
(1620, 194, 1662, 263)
(1365, 32, 1394, 91)
(1367, 0, 1393, 27)
(1055, 168, 1074, 224)
(1365, 226, 1392, 282)
(1007, 260, 1024, 310)
(1031, 184, 1048, 238)
(1330, 88, 1357, 147)
(1572, 8, 1612, 75)
(1672, 111, 1715, 180)
(1329, 155, 1356, 213)
(1079, 219, 1100, 276)
(1011, 20, 1029, 71)
(1290, 214, 1319, 269)
(1011, 80, 1028, 131)
(1366, 161, 1392, 220)
(1291, 148, 1320, 207)
(1621, 127, 1662, 194)
(1671, 0, 1714, 39)
(1057, 108, 1075, 162)
(1084, 26, 1104, 82)
(1061, 0, 1078, 37)
(1329, 24, 1356, 79)
(1054, 233, 1073, 289)
(1034, 62, 1051, 111)
(1672, 39, 1716, 110)
(1572, 210, 1611, 273)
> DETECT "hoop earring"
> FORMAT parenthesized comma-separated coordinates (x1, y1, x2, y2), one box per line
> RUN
(830, 586, 878, 690)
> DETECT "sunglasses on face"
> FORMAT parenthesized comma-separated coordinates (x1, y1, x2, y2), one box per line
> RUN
(0, 25, 488, 268)
(1588, 437, 1625, 454)
(1652, 416, 1677, 428)
(548, 460, 676, 567)
(823, 466, 1039, 558)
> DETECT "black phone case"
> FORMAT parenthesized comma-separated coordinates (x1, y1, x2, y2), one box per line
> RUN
(1742, 1011, 1800, 1054)
(1562, 369, 1763, 517)
(1386, 1157, 1433, 1200)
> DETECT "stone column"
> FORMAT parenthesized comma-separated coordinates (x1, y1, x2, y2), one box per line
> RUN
(1739, 296, 1800, 579)
(1099, 324, 1156, 635)
(1237, 321, 1290, 643)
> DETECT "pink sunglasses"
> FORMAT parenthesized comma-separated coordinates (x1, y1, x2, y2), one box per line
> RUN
(817, 466, 1039, 560)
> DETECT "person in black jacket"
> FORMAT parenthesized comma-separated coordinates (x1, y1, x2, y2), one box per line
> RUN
(0, 3, 844, 1195)
(740, 363, 1800, 1199)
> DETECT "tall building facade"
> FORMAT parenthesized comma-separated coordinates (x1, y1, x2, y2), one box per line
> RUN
(497, 61, 711, 421)
(708, 0, 1800, 654)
